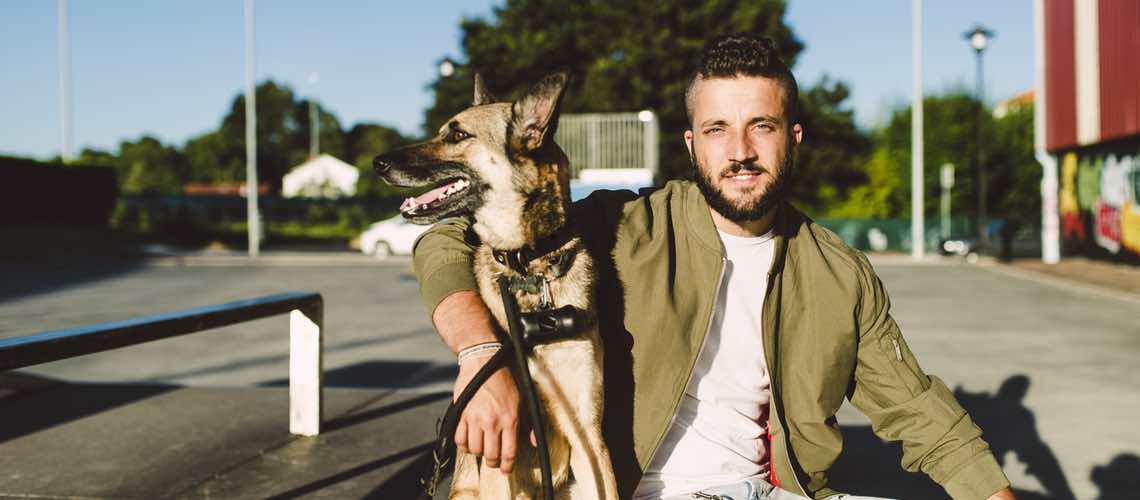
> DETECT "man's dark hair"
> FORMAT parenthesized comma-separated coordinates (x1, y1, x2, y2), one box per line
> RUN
(685, 33, 799, 126)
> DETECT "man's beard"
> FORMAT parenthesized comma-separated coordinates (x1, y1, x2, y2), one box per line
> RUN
(692, 144, 794, 222)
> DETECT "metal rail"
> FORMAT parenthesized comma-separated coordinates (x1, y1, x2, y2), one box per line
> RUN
(0, 291, 324, 436)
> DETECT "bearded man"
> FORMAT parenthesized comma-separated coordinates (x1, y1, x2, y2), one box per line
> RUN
(411, 33, 1015, 500)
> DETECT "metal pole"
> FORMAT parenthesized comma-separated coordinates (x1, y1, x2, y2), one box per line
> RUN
(308, 72, 320, 159)
(309, 100, 319, 158)
(244, 0, 260, 257)
(941, 163, 954, 240)
(1034, 0, 1060, 263)
(975, 49, 988, 248)
(57, 0, 73, 162)
(910, 0, 925, 259)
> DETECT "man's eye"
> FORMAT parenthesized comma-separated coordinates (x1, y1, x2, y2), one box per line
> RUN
(704, 127, 724, 135)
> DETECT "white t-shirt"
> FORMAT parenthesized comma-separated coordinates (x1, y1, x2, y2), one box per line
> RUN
(634, 229, 776, 499)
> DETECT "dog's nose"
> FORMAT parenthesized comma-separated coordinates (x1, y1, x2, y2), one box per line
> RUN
(373, 155, 392, 174)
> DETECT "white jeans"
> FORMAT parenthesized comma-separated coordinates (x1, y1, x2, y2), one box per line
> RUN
(659, 477, 895, 500)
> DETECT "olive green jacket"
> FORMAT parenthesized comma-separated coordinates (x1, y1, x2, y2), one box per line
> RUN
(412, 181, 1009, 499)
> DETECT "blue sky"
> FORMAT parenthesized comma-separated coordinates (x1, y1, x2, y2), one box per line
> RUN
(1, 1, 1033, 160)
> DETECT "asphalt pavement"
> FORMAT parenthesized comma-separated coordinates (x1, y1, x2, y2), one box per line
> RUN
(1, 253, 1137, 498)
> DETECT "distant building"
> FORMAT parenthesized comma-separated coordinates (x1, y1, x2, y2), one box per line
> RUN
(183, 182, 269, 197)
(993, 90, 1034, 119)
(281, 154, 359, 199)
(1039, 0, 1140, 261)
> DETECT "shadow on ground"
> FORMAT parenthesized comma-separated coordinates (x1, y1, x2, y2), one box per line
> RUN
(259, 360, 458, 390)
(0, 372, 176, 444)
(831, 374, 1082, 500)
(0, 257, 147, 304)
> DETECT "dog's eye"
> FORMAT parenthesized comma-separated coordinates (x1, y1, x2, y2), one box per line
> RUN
(447, 129, 472, 143)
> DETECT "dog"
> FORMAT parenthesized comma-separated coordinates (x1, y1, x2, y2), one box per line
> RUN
(373, 72, 618, 499)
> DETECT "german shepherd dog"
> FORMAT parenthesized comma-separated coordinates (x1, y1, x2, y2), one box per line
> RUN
(373, 73, 618, 499)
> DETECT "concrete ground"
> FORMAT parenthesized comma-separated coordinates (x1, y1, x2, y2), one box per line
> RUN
(1, 253, 1137, 499)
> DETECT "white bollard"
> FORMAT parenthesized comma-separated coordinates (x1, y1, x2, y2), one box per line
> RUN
(289, 306, 323, 436)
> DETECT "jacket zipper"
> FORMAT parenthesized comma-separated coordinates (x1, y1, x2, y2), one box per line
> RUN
(640, 255, 728, 475)
(762, 267, 807, 497)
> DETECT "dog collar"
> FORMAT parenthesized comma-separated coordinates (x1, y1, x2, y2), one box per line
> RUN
(491, 225, 575, 275)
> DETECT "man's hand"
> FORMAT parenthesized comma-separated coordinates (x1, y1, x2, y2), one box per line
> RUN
(433, 291, 535, 474)
(453, 355, 533, 473)
(987, 488, 1016, 500)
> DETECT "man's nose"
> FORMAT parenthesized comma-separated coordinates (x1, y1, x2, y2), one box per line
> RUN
(727, 130, 758, 164)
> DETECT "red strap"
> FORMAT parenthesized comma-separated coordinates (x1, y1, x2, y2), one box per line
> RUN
(767, 424, 780, 487)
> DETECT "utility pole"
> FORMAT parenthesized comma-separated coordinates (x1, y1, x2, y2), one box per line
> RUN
(910, 0, 925, 259)
(941, 163, 955, 240)
(308, 72, 320, 159)
(57, 0, 73, 162)
(244, 0, 260, 257)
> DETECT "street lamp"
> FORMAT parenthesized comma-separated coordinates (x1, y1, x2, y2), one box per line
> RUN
(963, 24, 995, 249)
(438, 59, 456, 78)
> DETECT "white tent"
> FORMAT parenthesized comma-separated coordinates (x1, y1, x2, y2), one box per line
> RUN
(281, 154, 359, 198)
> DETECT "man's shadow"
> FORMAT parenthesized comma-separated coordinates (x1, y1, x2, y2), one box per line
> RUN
(954, 375, 1074, 500)
(831, 375, 1076, 500)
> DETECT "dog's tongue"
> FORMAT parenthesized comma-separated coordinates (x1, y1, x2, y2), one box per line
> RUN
(400, 179, 467, 214)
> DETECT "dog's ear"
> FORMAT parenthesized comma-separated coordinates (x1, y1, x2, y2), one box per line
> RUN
(473, 73, 497, 106)
(510, 72, 568, 153)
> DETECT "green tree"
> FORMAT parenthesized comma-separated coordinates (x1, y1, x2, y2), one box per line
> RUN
(423, 0, 807, 182)
(179, 80, 348, 191)
(116, 136, 186, 195)
(793, 76, 873, 214)
(833, 91, 1038, 224)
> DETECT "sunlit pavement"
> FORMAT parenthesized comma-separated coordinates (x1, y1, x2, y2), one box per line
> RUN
(1, 254, 1136, 498)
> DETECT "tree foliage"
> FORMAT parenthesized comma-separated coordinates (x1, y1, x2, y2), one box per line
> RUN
(83, 80, 410, 196)
(423, 0, 809, 183)
(831, 91, 1040, 225)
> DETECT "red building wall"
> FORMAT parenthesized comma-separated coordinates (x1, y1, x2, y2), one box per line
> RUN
(1098, 0, 1140, 143)
(1045, 0, 1077, 151)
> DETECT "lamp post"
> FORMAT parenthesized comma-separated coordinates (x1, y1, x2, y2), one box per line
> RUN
(964, 24, 994, 249)
(244, 0, 260, 257)
(57, 0, 73, 162)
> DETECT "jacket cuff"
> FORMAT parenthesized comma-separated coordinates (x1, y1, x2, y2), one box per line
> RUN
(941, 452, 1009, 499)
(418, 257, 478, 317)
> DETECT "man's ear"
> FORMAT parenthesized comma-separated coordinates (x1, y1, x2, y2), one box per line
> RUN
(473, 73, 497, 106)
(510, 72, 569, 153)
(683, 129, 695, 157)
(792, 123, 804, 146)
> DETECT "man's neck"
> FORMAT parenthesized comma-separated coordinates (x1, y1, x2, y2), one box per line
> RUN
(709, 206, 778, 237)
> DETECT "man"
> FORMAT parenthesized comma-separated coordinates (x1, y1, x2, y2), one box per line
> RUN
(412, 33, 1015, 499)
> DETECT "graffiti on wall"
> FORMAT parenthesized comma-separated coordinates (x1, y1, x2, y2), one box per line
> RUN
(1059, 149, 1140, 257)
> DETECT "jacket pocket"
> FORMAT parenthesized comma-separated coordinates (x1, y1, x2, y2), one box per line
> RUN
(876, 330, 930, 397)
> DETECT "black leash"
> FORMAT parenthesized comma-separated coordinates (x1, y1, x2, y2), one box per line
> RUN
(421, 278, 580, 499)
(498, 275, 556, 500)
(420, 345, 511, 498)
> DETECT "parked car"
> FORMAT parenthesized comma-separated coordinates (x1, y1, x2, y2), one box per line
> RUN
(358, 215, 429, 258)
(939, 219, 1041, 260)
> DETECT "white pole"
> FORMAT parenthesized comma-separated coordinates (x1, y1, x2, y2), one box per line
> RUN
(289, 306, 323, 436)
(308, 72, 320, 158)
(910, 0, 925, 259)
(1034, 0, 1060, 264)
(941, 163, 954, 240)
(244, 0, 260, 257)
(57, 0, 73, 162)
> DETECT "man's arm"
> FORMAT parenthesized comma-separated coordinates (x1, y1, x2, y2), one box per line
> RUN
(413, 218, 528, 473)
(846, 252, 1011, 499)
